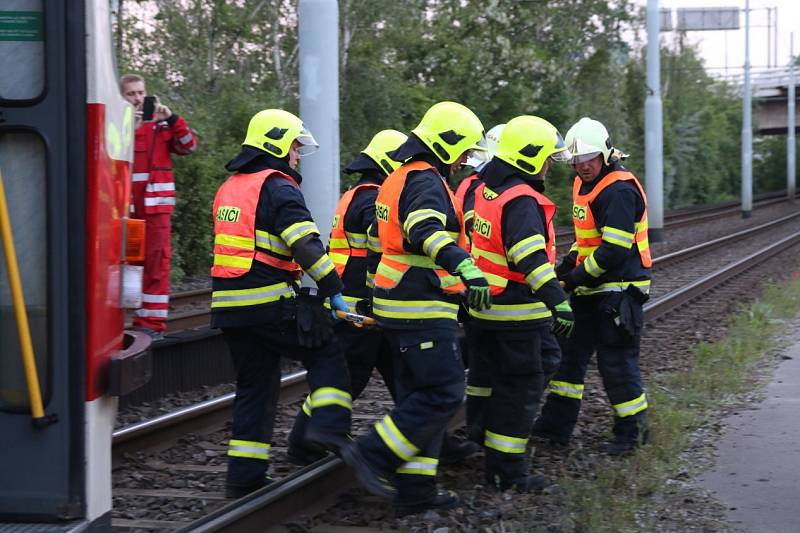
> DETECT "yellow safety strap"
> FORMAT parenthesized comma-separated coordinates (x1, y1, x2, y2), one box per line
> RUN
(0, 169, 45, 421)
(466, 385, 492, 397)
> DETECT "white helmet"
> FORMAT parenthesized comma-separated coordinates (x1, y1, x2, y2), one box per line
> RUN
(564, 117, 627, 165)
(466, 123, 505, 170)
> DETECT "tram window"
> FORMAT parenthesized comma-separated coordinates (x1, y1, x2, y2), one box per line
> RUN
(0, 132, 48, 412)
(0, 0, 44, 102)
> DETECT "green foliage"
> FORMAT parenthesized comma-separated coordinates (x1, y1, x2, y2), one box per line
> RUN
(114, 0, 785, 279)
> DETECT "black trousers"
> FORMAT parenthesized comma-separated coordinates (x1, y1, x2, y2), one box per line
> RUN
(222, 322, 351, 490)
(466, 321, 560, 444)
(535, 294, 648, 442)
(466, 323, 548, 482)
(289, 322, 395, 449)
(356, 327, 465, 506)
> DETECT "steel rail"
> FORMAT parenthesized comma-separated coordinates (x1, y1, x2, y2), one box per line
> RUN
(112, 370, 308, 459)
(171, 229, 800, 532)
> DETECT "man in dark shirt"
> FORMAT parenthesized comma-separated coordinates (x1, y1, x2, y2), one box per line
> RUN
(533, 117, 652, 456)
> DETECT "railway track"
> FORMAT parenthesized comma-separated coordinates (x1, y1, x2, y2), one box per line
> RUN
(111, 211, 800, 531)
(159, 192, 796, 336)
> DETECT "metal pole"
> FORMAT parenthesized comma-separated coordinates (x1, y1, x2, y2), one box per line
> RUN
(774, 7, 778, 69)
(645, 0, 664, 241)
(767, 7, 771, 69)
(742, 0, 753, 218)
(789, 33, 796, 203)
(298, 0, 339, 246)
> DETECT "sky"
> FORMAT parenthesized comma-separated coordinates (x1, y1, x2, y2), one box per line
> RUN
(639, 0, 800, 84)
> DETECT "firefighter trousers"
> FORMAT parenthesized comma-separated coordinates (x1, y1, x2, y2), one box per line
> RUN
(132, 212, 172, 332)
(466, 322, 559, 445)
(289, 322, 395, 449)
(535, 294, 648, 443)
(221, 323, 352, 491)
(355, 327, 465, 506)
(466, 324, 547, 482)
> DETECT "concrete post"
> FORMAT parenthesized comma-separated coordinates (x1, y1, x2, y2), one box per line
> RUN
(298, 0, 339, 245)
(742, 0, 753, 218)
(645, 0, 664, 242)
(789, 33, 796, 202)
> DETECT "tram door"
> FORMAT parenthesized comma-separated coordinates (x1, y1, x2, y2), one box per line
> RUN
(0, 0, 133, 528)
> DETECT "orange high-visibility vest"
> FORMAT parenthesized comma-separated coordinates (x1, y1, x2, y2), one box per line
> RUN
(328, 183, 380, 276)
(211, 169, 303, 279)
(471, 183, 556, 295)
(455, 173, 480, 253)
(572, 171, 652, 268)
(373, 161, 467, 294)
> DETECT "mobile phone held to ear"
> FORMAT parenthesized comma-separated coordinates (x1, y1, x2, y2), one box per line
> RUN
(141, 96, 156, 122)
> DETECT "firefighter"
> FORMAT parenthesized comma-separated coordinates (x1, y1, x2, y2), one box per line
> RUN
(120, 74, 197, 339)
(455, 123, 506, 443)
(286, 129, 407, 465)
(533, 117, 651, 456)
(467, 116, 575, 491)
(211, 109, 353, 498)
(339, 101, 491, 516)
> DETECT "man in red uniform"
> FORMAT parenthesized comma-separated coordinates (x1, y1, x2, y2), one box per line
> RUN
(120, 73, 198, 338)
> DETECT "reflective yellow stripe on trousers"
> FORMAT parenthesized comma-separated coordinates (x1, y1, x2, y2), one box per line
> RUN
(396, 456, 438, 476)
(613, 393, 648, 417)
(228, 439, 271, 460)
(376, 415, 419, 461)
(484, 430, 527, 454)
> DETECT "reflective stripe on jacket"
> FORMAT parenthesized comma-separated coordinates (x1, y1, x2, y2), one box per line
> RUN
(211, 169, 303, 279)
(329, 183, 380, 276)
(572, 171, 652, 271)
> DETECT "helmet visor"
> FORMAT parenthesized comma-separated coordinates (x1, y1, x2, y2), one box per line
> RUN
(571, 151, 602, 164)
(465, 135, 489, 164)
(295, 126, 319, 157)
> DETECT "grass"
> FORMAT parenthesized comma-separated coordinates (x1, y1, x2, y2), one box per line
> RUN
(560, 275, 800, 532)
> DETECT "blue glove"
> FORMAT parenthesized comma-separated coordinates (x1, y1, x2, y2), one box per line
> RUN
(330, 293, 348, 320)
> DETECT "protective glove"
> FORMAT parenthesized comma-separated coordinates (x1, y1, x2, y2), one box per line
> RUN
(296, 288, 334, 348)
(559, 270, 577, 293)
(329, 293, 349, 320)
(355, 297, 373, 317)
(551, 299, 575, 338)
(455, 258, 492, 311)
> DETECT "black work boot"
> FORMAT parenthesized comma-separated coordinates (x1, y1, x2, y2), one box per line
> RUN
(286, 439, 328, 466)
(395, 489, 460, 517)
(340, 442, 396, 499)
(225, 476, 271, 499)
(486, 472, 548, 493)
(600, 427, 650, 457)
(530, 420, 570, 445)
(304, 426, 351, 455)
(439, 434, 481, 466)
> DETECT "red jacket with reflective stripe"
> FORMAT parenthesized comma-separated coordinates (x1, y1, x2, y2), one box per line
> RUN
(132, 115, 197, 215)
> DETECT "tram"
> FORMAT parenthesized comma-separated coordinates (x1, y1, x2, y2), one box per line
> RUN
(0, 1, 150, 529)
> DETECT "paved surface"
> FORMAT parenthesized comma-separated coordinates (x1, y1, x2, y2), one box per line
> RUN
(698, 341, 800, 533)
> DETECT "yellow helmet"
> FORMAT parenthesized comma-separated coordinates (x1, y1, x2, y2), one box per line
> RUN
(411, 101, 487, 164)
(361, 129, 408, 174)
(242, 109, 318, 158)
(494, 115, 570, 176)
